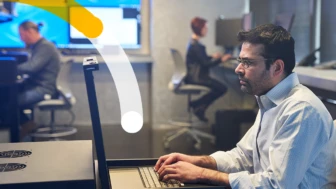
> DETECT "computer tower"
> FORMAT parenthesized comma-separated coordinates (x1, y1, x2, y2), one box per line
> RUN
(213, 110, 256, 151)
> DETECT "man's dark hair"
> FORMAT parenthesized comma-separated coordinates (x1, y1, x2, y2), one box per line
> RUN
(19, 20, 43, 32)
(237, 24, 295, 75)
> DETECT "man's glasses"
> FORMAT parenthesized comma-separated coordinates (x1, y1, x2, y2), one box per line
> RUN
(236, 57, 275, 69)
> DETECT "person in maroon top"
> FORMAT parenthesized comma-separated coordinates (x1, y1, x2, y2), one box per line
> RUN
(186, 17, 231, 122)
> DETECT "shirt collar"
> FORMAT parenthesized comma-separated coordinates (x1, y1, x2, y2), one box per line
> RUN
(256, 72, 300, 110)
(190, 38, 200, 44)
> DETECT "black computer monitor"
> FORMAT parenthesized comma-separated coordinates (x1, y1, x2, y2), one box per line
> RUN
(68, 5, 141, 50)
(215, 18, 242, 48)
(0, 1, 141, 50)
(0, 2, 15, 23)
(67, 0, 140, 6)
(274, 12, 295, 32)
(0, 2, 69, 49)
(215, 12, 255, 48)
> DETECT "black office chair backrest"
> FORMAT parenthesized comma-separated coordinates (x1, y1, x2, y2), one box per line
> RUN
(170, 49, 186, 91)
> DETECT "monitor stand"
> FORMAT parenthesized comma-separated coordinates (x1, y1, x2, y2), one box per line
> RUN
(83, 59, 111, 189)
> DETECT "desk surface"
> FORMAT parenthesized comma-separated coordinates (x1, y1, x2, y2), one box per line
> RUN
(61, 54, 152, 64)
(294, 67, 336, 93)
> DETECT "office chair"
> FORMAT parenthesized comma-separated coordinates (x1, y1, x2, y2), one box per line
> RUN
(163, 49, 216, 150)
(30, 59, 77, 140)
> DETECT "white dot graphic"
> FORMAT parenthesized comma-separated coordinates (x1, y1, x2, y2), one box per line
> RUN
(121, 111, 143, 133)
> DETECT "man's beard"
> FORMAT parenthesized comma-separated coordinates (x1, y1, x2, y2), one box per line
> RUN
(240, 70, 270, 96)
(241, 84, 252, 94)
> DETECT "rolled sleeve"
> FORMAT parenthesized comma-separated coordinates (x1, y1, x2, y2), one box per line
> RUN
(229, 171, 254, 189)
(210, 124, 256, 174)
(210, 151, 230, 171)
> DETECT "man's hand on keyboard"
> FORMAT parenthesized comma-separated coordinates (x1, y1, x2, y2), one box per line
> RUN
(157, 161, 204, 184)
(154, 153, 196, 173)
(157, 161, 230, 186)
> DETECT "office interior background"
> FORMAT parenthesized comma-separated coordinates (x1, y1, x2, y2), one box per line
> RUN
(0, 0, 335, 159)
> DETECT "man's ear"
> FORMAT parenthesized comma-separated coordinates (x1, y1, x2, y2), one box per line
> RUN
(271, 59, 285, 77)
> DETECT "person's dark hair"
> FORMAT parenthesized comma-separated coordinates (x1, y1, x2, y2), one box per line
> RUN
(191, 17, 207, 36)
(237, 24, 295, 75)
(19, 20, 43, 32)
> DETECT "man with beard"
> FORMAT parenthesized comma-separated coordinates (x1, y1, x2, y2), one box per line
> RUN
(154, 24, 336, 188)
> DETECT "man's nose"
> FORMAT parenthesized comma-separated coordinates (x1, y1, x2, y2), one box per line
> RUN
(235, 63, 244, 75)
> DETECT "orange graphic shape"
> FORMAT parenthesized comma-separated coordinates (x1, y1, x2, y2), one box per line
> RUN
(6, 0, 103, 38)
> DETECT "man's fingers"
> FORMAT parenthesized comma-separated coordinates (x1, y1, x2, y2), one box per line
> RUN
(154, 155, 169, 171)
(162, 174, 180, 182)
(154, 159, 162, 171)
(159, 167, 176, 181)
(154, 161, 162, 171)
(158, 156, 176, 173)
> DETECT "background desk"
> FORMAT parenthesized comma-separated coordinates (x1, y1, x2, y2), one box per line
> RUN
(294, 67, 336, 93)
(61, 54, 153, 64)
(294, 67, 336, 119)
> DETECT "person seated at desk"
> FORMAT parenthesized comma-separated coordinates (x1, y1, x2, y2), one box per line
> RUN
(154, 24, 336, 188)
(17, 20, 61, 140)
(186, 17, 231, 122)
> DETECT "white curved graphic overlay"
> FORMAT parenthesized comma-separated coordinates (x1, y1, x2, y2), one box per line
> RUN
(97, 48, 144, 134)
(75, 8, 143, 133)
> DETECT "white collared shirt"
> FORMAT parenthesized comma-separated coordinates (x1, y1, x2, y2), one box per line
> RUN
(211, 73, 336, 188)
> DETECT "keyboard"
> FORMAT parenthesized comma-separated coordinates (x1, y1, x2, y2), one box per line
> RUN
(139, 167, 184, 188)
